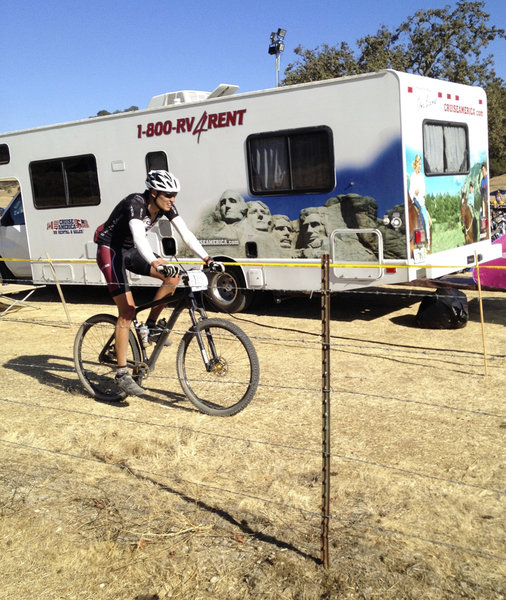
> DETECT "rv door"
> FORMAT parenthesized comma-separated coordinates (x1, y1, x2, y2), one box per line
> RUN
(0, 193, 31, 279)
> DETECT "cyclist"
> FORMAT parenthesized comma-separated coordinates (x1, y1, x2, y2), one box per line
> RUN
(94, 170, 222, 396)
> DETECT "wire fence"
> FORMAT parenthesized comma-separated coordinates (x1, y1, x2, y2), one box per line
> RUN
(0, 258, 505, 582)
(0, 387, 504, 560)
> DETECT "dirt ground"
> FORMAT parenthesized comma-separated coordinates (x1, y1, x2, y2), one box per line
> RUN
(0, 280, 504, 600)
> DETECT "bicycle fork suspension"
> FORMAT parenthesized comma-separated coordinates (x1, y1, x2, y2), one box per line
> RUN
(194, 324, 221, 373)
(187, 303, 219, 373)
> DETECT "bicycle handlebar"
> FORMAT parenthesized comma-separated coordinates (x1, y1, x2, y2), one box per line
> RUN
(205, 260, 225, 273)
(155, 264, 179, 278)
(156, 261, 225, 278)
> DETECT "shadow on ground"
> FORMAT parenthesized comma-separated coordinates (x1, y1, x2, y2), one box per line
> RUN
(2, 354, 201, 414)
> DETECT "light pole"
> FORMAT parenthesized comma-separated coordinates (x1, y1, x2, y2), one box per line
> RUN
(268, 28, 287, 87)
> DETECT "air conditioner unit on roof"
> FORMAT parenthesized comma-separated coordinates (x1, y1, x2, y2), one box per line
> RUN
(147, 84, 239, 109)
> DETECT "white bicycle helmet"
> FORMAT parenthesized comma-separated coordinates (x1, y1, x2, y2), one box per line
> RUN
(145, 170, 181, 193)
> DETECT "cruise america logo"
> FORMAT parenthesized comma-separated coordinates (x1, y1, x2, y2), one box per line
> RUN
(137, 108, 247, 143)
(47, 218, 90, 235)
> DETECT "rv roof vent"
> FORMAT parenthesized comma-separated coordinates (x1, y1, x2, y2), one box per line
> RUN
(147, 84, 238, 109)
(147, 90, 210, 109)
(207, 84, 240, 98)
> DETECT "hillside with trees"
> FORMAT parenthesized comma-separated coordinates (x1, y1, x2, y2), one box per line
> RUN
(91, 106, 138, 117)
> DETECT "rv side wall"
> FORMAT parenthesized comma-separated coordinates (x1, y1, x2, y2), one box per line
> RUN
(0, 70, 499, 298)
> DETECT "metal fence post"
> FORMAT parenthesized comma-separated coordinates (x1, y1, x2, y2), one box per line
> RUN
(321, 254, 331, 568)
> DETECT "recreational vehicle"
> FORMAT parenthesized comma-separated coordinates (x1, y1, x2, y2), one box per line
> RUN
(0, 70, 500, 311)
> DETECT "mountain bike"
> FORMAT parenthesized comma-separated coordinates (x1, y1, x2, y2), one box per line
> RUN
(73, 266, 259, 416)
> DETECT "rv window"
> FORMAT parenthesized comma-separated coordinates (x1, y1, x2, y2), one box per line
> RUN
(0, 144, 9, 165)
(30, 154, 100, 209)
(423, 121, 469, 175)
(247, 127, 334, 195)
(146, 152, 168, 172)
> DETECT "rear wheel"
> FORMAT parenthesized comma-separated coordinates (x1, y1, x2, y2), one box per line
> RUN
(73, 313, 142, 402)
(176, 318, 259, 416)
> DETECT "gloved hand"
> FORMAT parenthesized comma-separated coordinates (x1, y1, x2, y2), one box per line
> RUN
(156, 264, 179, 278)
(206, 260, 225, 273)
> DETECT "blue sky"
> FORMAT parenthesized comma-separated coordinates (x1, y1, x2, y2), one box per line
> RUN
(1, 0, 505, 133)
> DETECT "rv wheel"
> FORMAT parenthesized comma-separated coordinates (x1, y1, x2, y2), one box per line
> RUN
(206, 268, 252, 313)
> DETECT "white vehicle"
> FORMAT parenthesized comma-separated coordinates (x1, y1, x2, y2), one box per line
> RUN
(0, 70, 500, 311)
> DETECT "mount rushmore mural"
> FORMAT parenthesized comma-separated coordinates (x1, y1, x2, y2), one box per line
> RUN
(179, 189, 408, 261)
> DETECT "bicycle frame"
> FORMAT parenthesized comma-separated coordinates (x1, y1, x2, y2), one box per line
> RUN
(132, 274, 211, 376)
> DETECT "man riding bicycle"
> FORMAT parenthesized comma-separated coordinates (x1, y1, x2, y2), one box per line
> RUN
(95, 170, 222, 396)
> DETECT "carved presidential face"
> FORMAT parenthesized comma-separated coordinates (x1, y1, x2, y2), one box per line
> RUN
(272, 216, 294, 248)
(247, 201, 272, 231)
(219, 191, 247, 224)
(301, 212, 326, 248)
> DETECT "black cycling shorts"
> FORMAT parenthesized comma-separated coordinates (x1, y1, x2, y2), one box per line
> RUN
(97, 245, 157, 297)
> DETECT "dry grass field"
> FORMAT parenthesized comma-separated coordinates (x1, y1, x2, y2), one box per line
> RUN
(0, 279, 504, 600)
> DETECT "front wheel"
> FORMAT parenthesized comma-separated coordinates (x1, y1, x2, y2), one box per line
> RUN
(176, 318, 259, 416)
(73, 313, 142, 402)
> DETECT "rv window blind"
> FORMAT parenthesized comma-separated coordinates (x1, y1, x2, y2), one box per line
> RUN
(0, 144, 9, 165)
(247, 126, 334, 195)
(30, 154, 101, 209)
(423, 121, 469, 175)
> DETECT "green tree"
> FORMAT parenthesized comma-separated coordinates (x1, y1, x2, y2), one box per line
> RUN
(284, 42, 359, 82)
(283, 1, 505, 175)
(486, 80, 506, 175)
